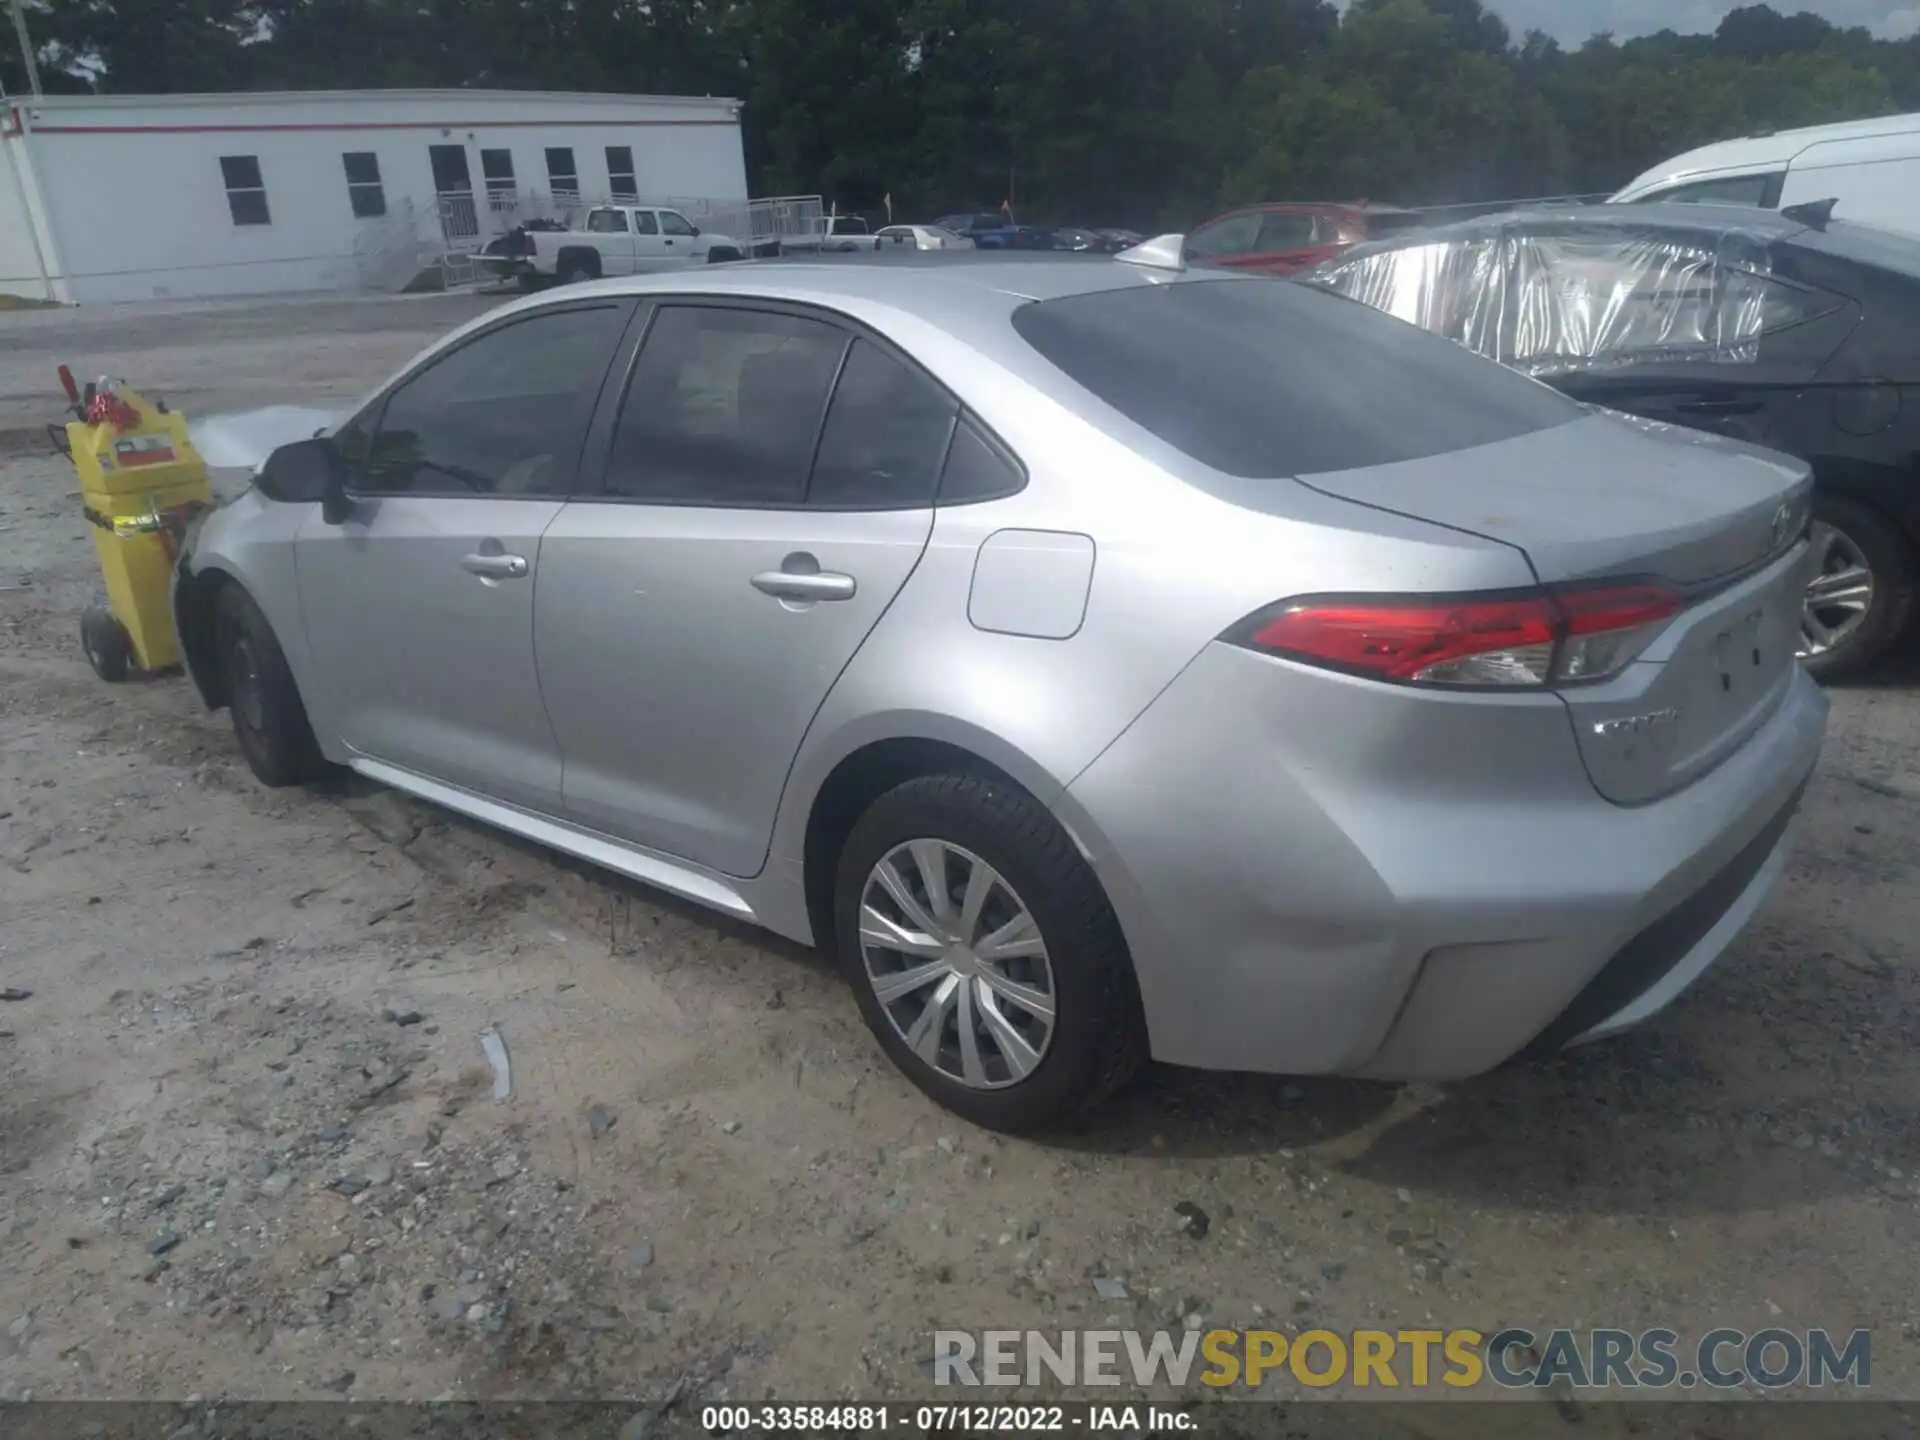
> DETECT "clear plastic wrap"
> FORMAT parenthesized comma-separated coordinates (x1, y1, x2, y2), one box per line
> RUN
(1313, 224, 1785, 375)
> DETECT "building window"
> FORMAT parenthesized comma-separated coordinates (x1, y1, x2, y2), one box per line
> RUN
(481, 148, 517, 209)
(342, 152, 386, 218)
(219, 155, 270, 226)
(606, 145, 637, 200)
(545, 147, 579, 201)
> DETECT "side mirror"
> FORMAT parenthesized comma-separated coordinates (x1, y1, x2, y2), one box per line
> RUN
(257, 437, 351, 523)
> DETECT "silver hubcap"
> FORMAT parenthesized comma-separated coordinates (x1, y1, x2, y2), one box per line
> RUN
(1799, 520, 1874, 658)
(858, 839, 1056, 1090)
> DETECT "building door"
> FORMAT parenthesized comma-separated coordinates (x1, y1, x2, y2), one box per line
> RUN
(429, 144, 478, 243)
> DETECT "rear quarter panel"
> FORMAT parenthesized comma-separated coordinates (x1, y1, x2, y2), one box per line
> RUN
(762, 324, 1539, 942)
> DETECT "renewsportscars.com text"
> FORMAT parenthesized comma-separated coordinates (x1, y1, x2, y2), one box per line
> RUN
(932, 1327, 1871, 1390)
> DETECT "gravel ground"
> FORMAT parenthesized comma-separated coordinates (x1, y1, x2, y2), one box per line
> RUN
(2, 293, 1919, 1428)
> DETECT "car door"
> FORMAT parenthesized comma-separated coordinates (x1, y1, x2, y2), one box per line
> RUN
(583, 206, 638, 275)
(657, 209, 704, 268)
(629, 209, 673, 271)
(534, 300, 958, 876)
(295, 299, 635, 813)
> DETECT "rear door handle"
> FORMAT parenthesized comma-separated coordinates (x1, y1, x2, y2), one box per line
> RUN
(461, 552, 529, 580)
(751, 570, 856, 602)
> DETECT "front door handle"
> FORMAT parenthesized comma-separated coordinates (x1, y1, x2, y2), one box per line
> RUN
(751, 569, 856, 602)
(461, 552, 529, 580)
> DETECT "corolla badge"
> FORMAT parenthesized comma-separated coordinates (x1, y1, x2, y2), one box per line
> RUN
(1592, 708, 1682, 738)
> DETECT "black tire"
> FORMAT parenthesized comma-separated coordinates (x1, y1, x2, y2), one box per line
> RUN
(833, 773, 1146, 1133)
(80, 607, 132, 683)
(706, 246, 743, 264)
(1801, 494, 1916, 681)
(515, 271, 541, 293)
(214, 584, 328, 787)
(555, 252, 598, 285)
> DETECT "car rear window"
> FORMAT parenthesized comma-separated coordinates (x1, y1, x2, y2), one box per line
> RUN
(1010, 278, 1581, 477)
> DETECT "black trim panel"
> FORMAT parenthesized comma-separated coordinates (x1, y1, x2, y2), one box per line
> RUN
(1523, 772, 1810, 1058)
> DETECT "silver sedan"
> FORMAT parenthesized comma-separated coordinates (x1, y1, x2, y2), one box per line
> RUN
(173, 252, 1827, 1131)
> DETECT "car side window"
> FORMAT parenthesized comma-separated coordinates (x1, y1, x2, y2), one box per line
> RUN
(604, 305, 846, 506)
(587, 209, 628, 233)
(356, 305, 629, 498)
(1186, 213, 1262, 260)
(660, 210, 697, 238)
(809, 340, 958, 508)
(1638, 173, 1782, 207)
(1254, 212, 1316, 251)
(937, 415, 1026, 504)
(634, 211, 660, 236)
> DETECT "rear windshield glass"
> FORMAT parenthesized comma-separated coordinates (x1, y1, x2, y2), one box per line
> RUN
(1010, 277, 1581, 477)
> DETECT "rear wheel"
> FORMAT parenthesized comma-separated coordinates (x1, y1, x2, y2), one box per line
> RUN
(215, 584, 328, 787)
(555, 253, 598, 285)
(80, 607, 132, 683)
(833, 774, 1145, 1132)
(1798, 495, 1915, 681)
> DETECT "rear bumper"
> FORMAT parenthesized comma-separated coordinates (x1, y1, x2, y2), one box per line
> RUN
(1056, 644, 1828, 1079)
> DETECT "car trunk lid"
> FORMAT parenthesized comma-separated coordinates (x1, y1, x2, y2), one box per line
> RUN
(1295, 412, 1814, 804)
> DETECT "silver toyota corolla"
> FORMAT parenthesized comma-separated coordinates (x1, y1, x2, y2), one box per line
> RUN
(172, 253, 1828, 1131)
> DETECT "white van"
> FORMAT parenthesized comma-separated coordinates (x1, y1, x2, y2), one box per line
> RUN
(1610, 111, 1920, 239)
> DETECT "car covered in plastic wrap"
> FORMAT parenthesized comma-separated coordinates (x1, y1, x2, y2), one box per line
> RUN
(1308, 203, 1920, 677)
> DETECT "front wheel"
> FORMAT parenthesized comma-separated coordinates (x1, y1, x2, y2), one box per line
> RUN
(1798, 495, 1915, 681)
(833, 774, 1145, 1132)
(215, 584, 329, 787)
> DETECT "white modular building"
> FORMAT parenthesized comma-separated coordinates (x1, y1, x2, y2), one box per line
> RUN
(0, 87, 750, 304)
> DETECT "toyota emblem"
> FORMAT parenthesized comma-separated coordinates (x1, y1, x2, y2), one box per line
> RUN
(1770, 501, 1794, 549)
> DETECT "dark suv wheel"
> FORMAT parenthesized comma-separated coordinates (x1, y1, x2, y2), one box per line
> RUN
(833, 773, 1146, 1132)
(1799, 495, 1915, 680)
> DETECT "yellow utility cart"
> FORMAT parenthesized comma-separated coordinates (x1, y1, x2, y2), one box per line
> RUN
(51, 366, 211, 682)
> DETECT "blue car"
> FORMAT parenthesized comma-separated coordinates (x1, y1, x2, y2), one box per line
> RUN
(936, 213, 1054, 250)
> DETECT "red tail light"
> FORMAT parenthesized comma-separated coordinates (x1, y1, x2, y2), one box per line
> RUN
(1230, 581, 1683, 688)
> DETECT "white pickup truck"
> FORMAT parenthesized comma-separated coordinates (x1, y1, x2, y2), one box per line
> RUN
(775, 216, 882, 254)
(478, 204, 747, 287)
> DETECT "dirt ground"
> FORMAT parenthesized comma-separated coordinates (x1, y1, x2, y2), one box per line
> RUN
(2, 292, 1919, 1427)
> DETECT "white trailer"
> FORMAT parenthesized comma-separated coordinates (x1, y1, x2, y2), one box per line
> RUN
(0, 87, 750, 304)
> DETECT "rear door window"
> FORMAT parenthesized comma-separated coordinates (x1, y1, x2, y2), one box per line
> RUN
(1187, 213, 1262, 261)
(1635, 173, 1783, 207)
(1012, 278, 1580, 477)
(604, 305, 846, 506)
(808, 340, 958, 509)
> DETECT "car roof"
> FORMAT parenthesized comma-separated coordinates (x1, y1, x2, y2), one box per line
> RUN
(1616, 110, 1920, 194)
(513, 251, 1218, 321)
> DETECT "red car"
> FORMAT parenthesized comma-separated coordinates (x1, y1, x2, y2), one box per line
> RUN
(1184, 201, 1427, 275)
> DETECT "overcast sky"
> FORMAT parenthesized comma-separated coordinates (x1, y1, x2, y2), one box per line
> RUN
(1471, 1, 1920, 42)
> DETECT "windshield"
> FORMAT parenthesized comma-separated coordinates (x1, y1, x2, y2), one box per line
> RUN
(1012, 277, 1580, 477)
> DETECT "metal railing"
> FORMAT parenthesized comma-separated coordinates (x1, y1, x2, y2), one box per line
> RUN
(352, 197, 442, 291)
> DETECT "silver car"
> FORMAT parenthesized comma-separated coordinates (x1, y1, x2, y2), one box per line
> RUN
(173, 255, 1828, 1131)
